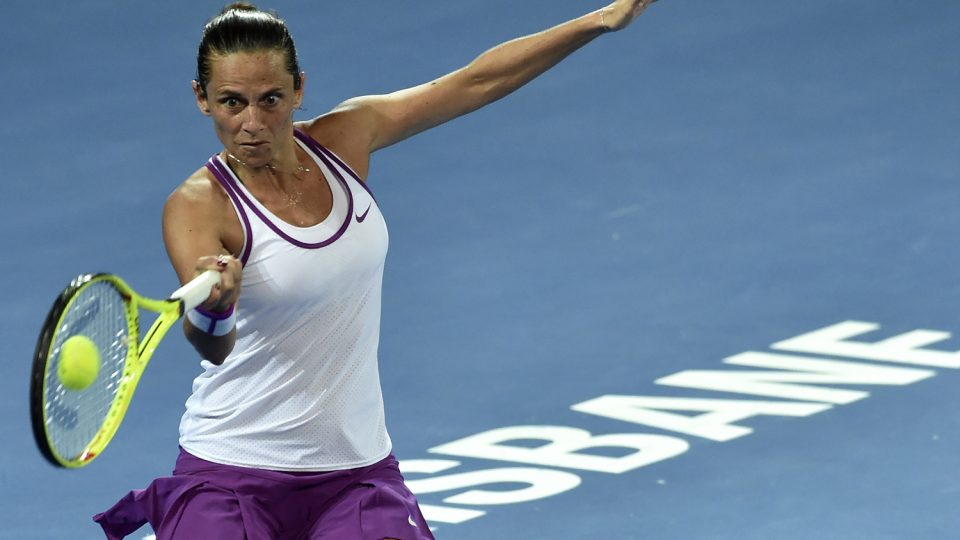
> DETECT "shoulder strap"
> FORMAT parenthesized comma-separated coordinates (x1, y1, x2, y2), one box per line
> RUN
(205, 156, 254, 266)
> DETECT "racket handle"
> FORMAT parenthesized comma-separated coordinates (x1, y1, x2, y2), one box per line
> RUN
(170, 270, 222, 312)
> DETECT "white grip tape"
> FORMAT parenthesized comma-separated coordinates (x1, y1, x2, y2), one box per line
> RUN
(170, 270, 222, 312)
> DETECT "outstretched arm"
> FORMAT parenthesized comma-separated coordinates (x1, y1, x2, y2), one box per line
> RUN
(314, 0, 657, 154)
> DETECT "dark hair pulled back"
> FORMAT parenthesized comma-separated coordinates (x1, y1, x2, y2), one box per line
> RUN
(195, 2, 302, 97)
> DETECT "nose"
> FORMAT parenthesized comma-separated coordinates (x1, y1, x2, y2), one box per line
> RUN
(240, 105, 265, 134)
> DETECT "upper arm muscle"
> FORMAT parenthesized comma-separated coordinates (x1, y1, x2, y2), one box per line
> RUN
(162, 172, 231, 285)
(313, 68, 481, 155)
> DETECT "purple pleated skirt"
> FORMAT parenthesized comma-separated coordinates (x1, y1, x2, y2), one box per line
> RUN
(93, 448, 435, 540)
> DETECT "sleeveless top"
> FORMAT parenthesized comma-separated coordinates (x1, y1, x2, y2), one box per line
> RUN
(178, 129, 392, 471)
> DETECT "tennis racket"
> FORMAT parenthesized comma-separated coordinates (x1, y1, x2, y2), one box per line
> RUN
(29, 270, 221, 468)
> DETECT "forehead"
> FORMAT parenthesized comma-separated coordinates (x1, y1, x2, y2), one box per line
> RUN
(207, 50, 293, 91)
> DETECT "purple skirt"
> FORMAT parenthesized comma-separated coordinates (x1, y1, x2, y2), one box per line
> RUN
(93, 448, 435, 540)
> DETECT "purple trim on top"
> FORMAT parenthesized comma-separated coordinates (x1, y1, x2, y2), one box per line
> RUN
(293, 129, 377, 202)
(205, 158, 254, 266)
(210, 151, 354, 250)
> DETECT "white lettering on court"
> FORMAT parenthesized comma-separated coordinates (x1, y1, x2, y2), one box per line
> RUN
(430, 425, 690, 474)
(391, 322, 960, 532)
(655, 351, 934, 404)
(570, 396, 831, 442)
(771, 320, 960, 369)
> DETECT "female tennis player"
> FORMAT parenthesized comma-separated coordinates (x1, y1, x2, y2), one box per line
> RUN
(94, 1, 658, 538)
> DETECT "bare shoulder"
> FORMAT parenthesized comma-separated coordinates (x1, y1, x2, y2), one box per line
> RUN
(166, 166, 228, 212)
(162, 165, 241, 258)
(297, 101, 379, 180)
(164, 165, 235, 231)
(163, 166, 236, 239)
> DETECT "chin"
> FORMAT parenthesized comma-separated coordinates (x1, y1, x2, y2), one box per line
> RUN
(234, 145, 272, 163)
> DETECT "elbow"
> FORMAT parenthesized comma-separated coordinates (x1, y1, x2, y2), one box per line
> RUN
(461, 64, 511, 109)
(199, 348, 229, 366)
(194, 354, 224, 366)
(184, 322, 236, 365)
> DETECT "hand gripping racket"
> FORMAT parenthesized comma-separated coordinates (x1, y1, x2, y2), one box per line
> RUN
(29, 270, 221, 468)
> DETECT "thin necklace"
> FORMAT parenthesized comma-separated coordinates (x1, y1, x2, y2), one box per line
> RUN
(225, 153, 315, 212)
(225, 152, 312, 175)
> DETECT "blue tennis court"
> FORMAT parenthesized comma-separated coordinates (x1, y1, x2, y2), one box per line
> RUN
(3, 1, 959, 538)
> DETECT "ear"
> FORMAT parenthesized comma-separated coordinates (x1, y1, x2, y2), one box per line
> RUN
(192, 80, 211, 116)
(294, 72, 306, 109)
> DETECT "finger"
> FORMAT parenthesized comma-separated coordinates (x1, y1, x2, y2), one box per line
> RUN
(193, 255, 241, 309)
(194, 255, 223, 273)
(215, 256, 243, 305)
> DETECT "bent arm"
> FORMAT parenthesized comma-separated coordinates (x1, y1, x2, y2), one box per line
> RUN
(320, 0, 657, 153)
(162, 172, 242, 365)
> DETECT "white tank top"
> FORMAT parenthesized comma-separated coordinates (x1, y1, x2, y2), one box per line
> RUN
(178, 129, 392, 471)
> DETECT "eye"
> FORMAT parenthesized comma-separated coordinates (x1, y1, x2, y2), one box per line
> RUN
(219, 97, 243, 109)
(263, 94, 282, 107)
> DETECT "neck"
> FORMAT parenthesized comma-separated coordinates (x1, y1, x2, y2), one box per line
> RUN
(225, 151, 311, 176)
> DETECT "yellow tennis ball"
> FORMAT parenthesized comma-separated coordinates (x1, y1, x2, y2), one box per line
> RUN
(58, 335, 100, 391)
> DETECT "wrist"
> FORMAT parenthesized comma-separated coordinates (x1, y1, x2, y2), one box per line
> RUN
(187, 303, 237, 336)
(597, 8, 612, 33)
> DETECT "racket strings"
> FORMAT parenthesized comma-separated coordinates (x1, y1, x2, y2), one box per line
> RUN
(44, 281, 131, 461)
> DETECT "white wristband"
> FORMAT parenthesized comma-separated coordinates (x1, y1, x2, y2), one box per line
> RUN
(186, 304, 236, 336)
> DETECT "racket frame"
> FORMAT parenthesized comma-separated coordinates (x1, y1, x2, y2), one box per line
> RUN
(30, 271, 216, 468)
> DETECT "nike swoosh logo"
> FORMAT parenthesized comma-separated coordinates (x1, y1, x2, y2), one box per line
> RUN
(408, 515, 418, 528)
(356, 203, 372, 223)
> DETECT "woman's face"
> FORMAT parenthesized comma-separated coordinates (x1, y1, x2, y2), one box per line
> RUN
(195, 50, 304, 167)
